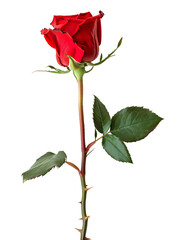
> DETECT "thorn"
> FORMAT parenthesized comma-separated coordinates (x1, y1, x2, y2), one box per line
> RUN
(85, 187, 93, 192)
(85, 216, 90, 221)
(85, 238, 91, 240)
(79, 218, 83, 220)
(75, 228, 81, 233)
(86, 140, 96, 153)
(86, 148, 95, 157)
(78, 201, 82, 204)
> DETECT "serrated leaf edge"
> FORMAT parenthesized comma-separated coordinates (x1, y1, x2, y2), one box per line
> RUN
(93, 96, 111, 134)
(22, 151, 67, 182)
(102, 134, 133, 163)
(110, 106, 163, 142)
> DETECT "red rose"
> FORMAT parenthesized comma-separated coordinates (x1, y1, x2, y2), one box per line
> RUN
(41, 11, 104, 67)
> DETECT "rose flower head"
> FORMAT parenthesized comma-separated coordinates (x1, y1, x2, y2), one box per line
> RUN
(41, 11, 104, 67)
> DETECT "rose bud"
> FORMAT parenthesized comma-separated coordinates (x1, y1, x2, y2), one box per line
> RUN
(41, 11, 104, 67)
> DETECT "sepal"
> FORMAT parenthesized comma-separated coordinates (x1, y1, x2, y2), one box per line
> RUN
(117, 37, 123, 48)
(67, 55, 85, 80)
(84, 37, 123, 67)
(34, 65, 70, 74)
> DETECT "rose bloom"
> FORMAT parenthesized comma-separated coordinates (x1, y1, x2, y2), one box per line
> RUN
(41, 11, 104, 67)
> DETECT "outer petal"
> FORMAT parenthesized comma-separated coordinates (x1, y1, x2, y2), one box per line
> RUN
(59, 12, 93, 37)
(97, 11, 104, 45)
(41, 28, 84, 66)
(51, 17, 68, 29)
(51, 14, 78, 29)
(72, 12, 103, 62)
(77, 12, 92, 19)
(51, 12, 92, 29)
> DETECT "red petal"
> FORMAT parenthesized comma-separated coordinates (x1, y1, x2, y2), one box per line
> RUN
(51, 12, 93, 29)
(51, 14, 78, 29)
(97, 11, 104, 44)
(51, 17, 68, 29)
(72, 12, 103, 62)
(41, 28, 56, 49)
(41, 29, 84, 66)
(77, 12, 92, 19)
(61, 18, 82, 36)
(53, 12, 93, 37)
(97, 18, 102, 45)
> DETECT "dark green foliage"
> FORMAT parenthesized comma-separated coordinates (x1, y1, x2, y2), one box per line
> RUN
(93, 96, 111, 134)
(22, 151, 66, 182)
(102, 134, 132, 163)
(111, 107, 163, 142)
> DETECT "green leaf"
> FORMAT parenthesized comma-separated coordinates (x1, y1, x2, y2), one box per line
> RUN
(93, 96, 111, 134)
(102, 134, 132, 163)
(111, 107, 163, 142)
(22, 151, 67, 182)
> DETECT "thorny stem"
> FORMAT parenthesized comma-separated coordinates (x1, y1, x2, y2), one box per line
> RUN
(80, 175, 88, 240)
(78, 78, 89, 240)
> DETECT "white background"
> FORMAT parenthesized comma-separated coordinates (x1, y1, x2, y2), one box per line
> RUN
(0, 0, 181, 239)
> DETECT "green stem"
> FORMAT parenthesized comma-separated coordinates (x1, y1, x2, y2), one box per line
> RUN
(85, 46, 119, 67)
(78, 78, 86, 176)
(77, 78, 88, 240)
(80, 175, 88, 240)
